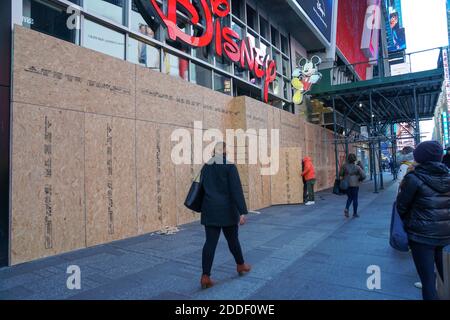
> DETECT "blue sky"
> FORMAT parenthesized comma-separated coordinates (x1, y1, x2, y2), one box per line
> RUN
(402, 0, 448, 73)
(401, 0, 448, 139)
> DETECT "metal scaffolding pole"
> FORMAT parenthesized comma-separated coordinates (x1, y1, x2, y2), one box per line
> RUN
(378, 139, 384, 190)
(391, 123, 398, 180)
(344, 107, 349, 157)
(413, 87, 420, 146)
(370, 91, 379, 193)
(332, 97, 339, 179)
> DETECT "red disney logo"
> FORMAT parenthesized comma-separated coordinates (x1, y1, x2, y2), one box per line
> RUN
(134, 0, 277, 102)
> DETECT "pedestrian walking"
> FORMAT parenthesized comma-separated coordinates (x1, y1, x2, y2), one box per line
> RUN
(356, 160, 364, 171)
(397, 146, 415, 182)
(443, 147, 450, 169)
(396, 141, 450, 300)
(199, 142, 251, 289)
(340, 154, 366, 218)
(302, 156, 316, 205)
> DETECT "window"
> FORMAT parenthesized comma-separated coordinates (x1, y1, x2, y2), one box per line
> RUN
(84, 0, 125, 25)
(193, 25, 213, 63)
(272, 49, 282, 72)
(127, 38, 160, 71)
(190, 63, 212, 89)
(282, 58, 290, 77)
(163, 51, 189, 81)
(22, 0, 79, 44)
(283, 102, 292, 113)
(214, 73, 232, 95)
(271, 26, 279, 48)
(246, 5, 257, 31)
(281, 34, 289, 55)
(283, 79, 290, 99)
(131, 1, 159, 40)
(83, 20, 125, 60)
(270, 76, 282, 96)
(260, 16, 269, 41)
(232, 21, 247, 80)
(232, 0, 244, 20)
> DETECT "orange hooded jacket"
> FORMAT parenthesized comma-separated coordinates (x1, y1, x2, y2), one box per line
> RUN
(302, 157, 316, 181)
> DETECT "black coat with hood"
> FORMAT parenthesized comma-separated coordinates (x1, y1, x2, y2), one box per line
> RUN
(396, 162, 450, 246)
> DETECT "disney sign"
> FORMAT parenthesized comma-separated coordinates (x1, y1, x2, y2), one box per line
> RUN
(134, 0, 277, 102)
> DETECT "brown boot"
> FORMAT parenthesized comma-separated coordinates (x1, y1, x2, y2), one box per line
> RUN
(200, 275, 215, 289)
(344, 209, 349, 218)
(237, 263, 251, 276)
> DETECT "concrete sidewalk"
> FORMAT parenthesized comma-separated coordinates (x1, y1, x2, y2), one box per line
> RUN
(0, 175, 421, 300)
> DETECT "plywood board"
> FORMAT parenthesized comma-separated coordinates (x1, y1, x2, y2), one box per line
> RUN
(136, 121, 177, 233)
(11, 103, 85, 265)
(13, 26, 135, 118)
(85, 114, 137, 247)
(280, 110, 302, 148)
(173, 127, 202, 226)
(176, 163, 201, 226)
(201, 86, 235, 132)
(136, 65, 203, 129)
(271, 148, 302, 205)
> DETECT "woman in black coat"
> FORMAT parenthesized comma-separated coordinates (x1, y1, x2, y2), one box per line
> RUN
(199, 142, 251, 289)
(396, 141, 450, 300)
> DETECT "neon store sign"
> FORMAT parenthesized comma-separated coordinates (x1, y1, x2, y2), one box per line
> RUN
(135, 0, 277, 102)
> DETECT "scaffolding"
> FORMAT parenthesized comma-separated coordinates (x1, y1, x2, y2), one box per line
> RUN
(310, 48, 445, 193)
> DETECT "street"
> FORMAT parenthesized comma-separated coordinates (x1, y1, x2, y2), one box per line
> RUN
(0, 175, 420, 300)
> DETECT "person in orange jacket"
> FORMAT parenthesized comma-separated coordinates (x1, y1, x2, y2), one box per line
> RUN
(302, 156, 316, 205)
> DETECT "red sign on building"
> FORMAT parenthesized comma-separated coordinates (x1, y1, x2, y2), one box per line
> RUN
(135, 0, 277, 102)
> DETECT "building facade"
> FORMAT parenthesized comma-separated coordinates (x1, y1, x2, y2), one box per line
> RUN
(0, 0, 343, 266)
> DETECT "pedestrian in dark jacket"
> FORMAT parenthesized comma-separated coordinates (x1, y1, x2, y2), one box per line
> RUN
(396, 141, 450, 300)
(199, 142, 251, 289)
(443, 147, 450, 169)
(340, 154, 366, 218)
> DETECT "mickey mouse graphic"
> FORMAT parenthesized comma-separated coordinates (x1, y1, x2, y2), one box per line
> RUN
(292, 56, 322, 105)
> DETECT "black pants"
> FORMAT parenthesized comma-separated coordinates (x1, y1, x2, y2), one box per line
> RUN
(202, 225, 245, 276)
(409, 241, 444, 300)
(303, 179, 315, 203)
(345, 187, 359, 215)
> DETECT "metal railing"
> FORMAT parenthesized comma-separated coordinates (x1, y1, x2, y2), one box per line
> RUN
(319, 47, 446, 88)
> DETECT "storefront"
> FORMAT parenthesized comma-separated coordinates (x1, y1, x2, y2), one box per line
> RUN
(16, 0, 303, 109)
(0, 0, 339, 266)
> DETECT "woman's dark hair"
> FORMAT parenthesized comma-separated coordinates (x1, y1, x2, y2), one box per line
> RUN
(348, 154, 357, 164)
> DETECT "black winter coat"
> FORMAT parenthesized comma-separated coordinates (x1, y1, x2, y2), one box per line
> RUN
(396, 162, 450, 246)
(200, 156, 248, 227)
(443, 153, 450, 169)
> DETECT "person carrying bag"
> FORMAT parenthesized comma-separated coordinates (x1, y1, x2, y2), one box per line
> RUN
(184, 169, 204, 213)
(340, 154, 366, 218)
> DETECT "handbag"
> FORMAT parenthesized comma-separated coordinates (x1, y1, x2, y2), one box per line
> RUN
(184, 169, 204, 213)
(389, 201, 409, 252)
(333, 179, 342, 195)
(339, 177, 349, 191)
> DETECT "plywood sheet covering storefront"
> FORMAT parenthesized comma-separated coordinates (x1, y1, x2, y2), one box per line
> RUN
(85, 114, 137, 247)
(10, 26, 339, 264)
(11, 103, 85, 264)
(271, 148, 303, 205)
(13, 25, 135, 118)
